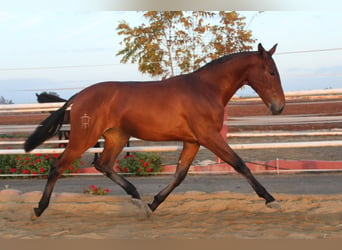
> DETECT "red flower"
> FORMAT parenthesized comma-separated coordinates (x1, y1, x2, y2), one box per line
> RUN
(122, 167, 128, 173)
(104, 189, 110, 193)
(52, 154, 59, 158)
(30, 162, 35, 166)
(16, 156, 21, 160)
(137, 168, 141, 172)
(31, 171, 37, 176)
(39, 168, 45, 173)
(129, 155, 134, 158)
(68, 166, 73, 171)
(147, 168, 153, 172)
(24, 157, 30, 161)
(142, 162, 149, 168)
(36, 158, 41, 163)
(22, 169, 30, 174)
(9, 168, 17, 173)
(45, 154, 50, 159)
(35, 154, 42, 157)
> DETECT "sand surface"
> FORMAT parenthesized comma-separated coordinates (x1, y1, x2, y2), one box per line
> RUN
(1, 190, 341, 239)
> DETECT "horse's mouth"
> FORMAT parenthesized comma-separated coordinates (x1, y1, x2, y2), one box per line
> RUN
(270, 103, 285, 115)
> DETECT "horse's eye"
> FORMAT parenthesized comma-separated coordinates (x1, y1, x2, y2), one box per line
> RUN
(269, 70, 275, 76)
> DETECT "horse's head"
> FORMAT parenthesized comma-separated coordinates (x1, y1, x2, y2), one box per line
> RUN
(247, 43, 285, 115)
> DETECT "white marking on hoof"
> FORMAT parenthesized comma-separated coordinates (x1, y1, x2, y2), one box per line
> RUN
(31, 211, 38, 221)
(131, 198, 143, 208)
(266, 200, 281, 210)
(131, 198, 152, 218)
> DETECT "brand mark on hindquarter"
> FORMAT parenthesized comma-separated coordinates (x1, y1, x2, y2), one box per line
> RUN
(80, 113, 91, 129)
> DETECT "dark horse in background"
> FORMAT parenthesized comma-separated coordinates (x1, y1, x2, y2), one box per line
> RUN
(35, 92, 101, 164)
(25, 44, 285, 219)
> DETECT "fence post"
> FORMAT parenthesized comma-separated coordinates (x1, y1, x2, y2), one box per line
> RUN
(276, 157, 280, 174)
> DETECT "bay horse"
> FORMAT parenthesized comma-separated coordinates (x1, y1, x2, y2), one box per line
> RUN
(25, 43, 285, 219)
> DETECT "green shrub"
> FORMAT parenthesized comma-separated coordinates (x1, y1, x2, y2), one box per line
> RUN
(83, 185, 110, 195)
(116, 152, 163, 176)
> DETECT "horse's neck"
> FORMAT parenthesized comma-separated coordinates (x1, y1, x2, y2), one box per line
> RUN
(194, 55, 252, 106)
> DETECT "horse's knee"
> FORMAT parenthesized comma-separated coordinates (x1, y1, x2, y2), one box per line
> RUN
(94, 163, 108, 175)
(173, 170, 187, 186)
(229, 158, 251, 174)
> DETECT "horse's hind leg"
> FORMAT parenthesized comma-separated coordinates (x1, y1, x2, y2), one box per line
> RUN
(32, 147, 85, 219)
(148, 142, 200, 212)
(94, 128, 141, 200)
(200, 132, 280, 209)
(91, 141, 101, 164)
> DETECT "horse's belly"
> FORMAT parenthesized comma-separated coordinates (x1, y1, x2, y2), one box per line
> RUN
(122, 119, 197, 142)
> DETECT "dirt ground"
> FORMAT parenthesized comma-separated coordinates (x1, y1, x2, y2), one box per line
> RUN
(0, 190, 341, 239)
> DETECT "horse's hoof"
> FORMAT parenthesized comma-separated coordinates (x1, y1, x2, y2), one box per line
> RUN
(31, 207, 42, 221)
(131, 198, 152, 218)
(31, 214, 38, 221)
(131, 198, 143, 208)
(31, 209, 39, 221)
(266, 200, 281, 210)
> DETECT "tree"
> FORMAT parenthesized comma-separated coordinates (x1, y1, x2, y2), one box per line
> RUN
(116, 11, 255, 79)
(0, 96, 14, 104)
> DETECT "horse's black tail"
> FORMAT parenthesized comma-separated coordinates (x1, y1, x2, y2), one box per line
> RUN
(24, 96, 75, 152)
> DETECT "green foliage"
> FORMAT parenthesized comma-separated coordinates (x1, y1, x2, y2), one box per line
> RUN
(0, 147, 82, 178)
(0, 134, 25, 139)
(83, 185, 110, 195)
(116, 11, 255, 79)
(116, 152, 163, 176)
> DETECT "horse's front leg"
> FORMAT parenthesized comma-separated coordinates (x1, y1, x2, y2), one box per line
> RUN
(199, 131, 280, 209)
(148, 142, 200, 212)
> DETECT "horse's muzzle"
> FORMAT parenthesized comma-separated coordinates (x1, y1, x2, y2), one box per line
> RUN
(270, 103, 285, 115)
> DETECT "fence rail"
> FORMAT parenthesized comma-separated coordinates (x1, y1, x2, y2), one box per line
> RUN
(1, 140, 342, 156)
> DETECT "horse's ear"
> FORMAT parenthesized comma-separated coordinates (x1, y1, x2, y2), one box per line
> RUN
(258, 43, 266, 56)
(268, 44, 278, 56)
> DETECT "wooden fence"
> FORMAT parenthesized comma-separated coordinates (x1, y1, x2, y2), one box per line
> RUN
(1, 89, 342, 175)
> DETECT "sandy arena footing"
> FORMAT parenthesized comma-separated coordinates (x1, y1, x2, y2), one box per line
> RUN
(0, 189, 341, 239)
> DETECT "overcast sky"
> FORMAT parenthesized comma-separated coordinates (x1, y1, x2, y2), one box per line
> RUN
(0, 9, 341, 104)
